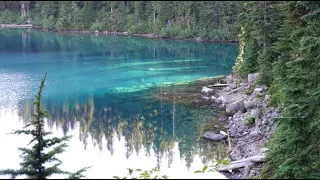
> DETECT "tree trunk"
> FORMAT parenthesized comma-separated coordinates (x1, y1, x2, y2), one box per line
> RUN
(263, 1, 267, 52)
(20, 2, 30, 17)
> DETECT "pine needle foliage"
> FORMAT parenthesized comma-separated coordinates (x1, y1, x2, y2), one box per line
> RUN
(0, 73, 90, 179)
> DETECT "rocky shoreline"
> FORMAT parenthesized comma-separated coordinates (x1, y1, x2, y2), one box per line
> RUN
(151, 73, 278, 179)
(199, 73, 278, 179)
(0, 24, 238, 44)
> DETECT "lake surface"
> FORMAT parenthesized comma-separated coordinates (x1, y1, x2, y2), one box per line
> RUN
(0, 29, 237, 179)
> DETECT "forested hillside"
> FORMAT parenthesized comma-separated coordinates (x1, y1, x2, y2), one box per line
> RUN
(234, 1, 320, 178)
(0, 1, 239, 40)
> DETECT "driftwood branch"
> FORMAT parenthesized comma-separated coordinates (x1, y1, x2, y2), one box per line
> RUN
(243, 164, 253, 179)
(217, 161, 254, 171)
(228, 155, 266, 164)
(208, 84, 229, 88)
(216, 155, 266, 172)
(227, 135, 232, 153)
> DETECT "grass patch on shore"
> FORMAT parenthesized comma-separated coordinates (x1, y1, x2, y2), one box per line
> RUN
(244, 115, 255, 126)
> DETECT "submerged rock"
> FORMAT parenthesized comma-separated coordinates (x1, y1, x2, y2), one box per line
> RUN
(219, 116, 228, 122)
(203, 132, 227, 141)
(201, 96, 210, 101)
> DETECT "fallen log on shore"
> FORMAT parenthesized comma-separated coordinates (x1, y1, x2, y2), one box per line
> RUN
(0, 24, 33, 28)
(216, 155, 266, 172)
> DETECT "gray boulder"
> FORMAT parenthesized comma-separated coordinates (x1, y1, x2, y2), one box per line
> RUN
(254, 88, 263, 93)
(223, 86, 231, 92)
(244, 98, 257, 111)
(201, 86, 214, 95)
(251, 108, 260, 119)
(213, 96, 226, 104)
(196, 37, 202, 42)
(252, 88, 263, 98)
(260, 84, 268, 92)
(229, 83, 237, 89)
(211, 95, 218, 102)
(226, 100, 245, 115)
(233, 110, 244, 120)
(240, 111, 251, 122)
(262, 119, 269, 125)
(248, 73, 258, 82)
(264, 94, 270, 102)
(218, 96, 226, 103)
(226, 75, 233, 84)
(249, 129, 260, 138)
(203, 132, 227, 141)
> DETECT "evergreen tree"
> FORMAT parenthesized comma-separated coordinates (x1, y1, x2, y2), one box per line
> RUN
(263, 1, 320, 178)
(256, 1, 281, 86)
(237, 1, 262, 76)
(0, 1, 4, 11)
(240, 38, 260, 75)
(0, 73, 89, 179)
(56, 1, 73, 29)
(82, 1, 95, 29)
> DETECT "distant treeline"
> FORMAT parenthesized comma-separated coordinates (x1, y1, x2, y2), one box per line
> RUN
(0, 1, 239, 40)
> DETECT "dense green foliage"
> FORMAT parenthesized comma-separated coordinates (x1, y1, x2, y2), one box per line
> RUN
(0, 73, 89, 179)
(237, 1, 320, 178)
(0, 1, 239, 40)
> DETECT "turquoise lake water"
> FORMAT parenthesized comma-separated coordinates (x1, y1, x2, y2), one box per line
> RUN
(0, 29, 237, 178)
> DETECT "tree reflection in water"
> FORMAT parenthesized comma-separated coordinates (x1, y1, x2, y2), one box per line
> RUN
(19, 86, 228, 169)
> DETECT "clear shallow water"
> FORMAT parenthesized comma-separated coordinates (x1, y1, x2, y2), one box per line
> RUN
(0, 29, 237, 178)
